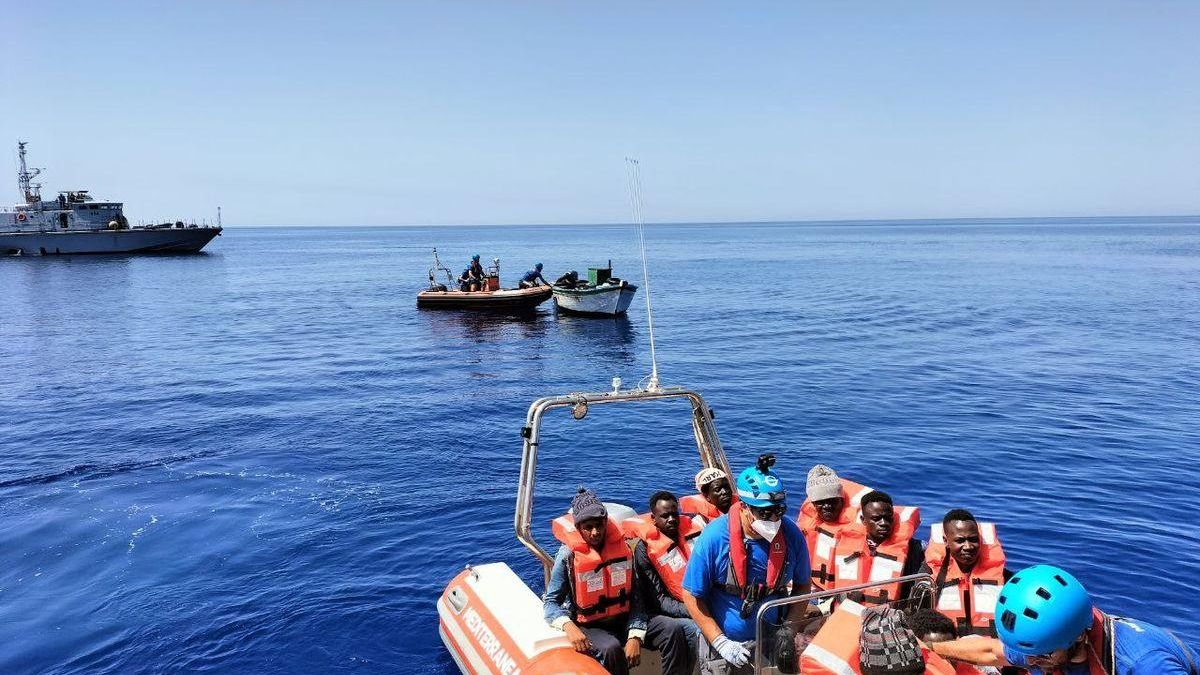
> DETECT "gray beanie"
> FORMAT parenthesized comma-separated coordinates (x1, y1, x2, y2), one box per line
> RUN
(570, 487, 607, 523)
(858, 606, 925, 675)
(806, 464, 843, 502)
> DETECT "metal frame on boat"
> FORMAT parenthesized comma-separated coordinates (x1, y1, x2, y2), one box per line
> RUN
(439, 381, 736, 675)
(516, 384, 731, 584)
(753, 573, 935, 674)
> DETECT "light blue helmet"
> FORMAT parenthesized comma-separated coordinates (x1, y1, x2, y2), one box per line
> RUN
(736, 454, 787, 508)
(995, 565, 1094, 655)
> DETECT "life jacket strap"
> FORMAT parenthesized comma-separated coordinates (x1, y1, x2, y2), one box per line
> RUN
(576, 588, 630, 618)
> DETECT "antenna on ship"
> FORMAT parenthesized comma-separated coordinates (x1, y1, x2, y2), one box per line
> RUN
(626, 157, 661, 392)
(16, 141, 43, 204)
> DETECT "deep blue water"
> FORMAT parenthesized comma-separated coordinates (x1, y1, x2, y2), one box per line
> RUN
(1, 220, 1198, 673)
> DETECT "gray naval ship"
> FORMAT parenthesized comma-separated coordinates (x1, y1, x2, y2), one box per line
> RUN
(1, 142, 221, 255)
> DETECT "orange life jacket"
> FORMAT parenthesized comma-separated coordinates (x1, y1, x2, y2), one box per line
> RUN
(678, 493, 722, 522)
(924, 521, 1006, 637)
(724, 501, 789, 598)
(551, 514, 634, 624)
(1081, 608, 1117, 675)
(830, 505, 921, 605)
(621, 514, 704, 601)
(798, 477, 874, 590)
(799, 598, 868, 674)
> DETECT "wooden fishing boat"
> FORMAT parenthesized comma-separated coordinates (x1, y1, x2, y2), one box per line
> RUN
(551, 263, 638, 316)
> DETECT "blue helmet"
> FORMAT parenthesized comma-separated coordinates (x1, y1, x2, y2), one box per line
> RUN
(472, 253, 480, 261)
(736, 454, 787, 508)
(535, 262, 543, 270)
(995, 565, 1094, 655)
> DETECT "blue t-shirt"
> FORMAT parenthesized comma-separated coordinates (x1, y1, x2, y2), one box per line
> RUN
(521, 269, 543, 282)
(1004, 615, 1199, 675)
(681, 514, 810, 641)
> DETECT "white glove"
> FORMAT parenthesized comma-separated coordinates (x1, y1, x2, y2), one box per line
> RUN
(711, 634, 751, 667)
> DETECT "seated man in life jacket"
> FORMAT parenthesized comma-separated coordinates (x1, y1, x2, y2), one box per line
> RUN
(830, 490, 925, 607)
(679, 467, 734, 523)
(680, 454, 812, 675)
(518, 262, 549, 288)
(920, 509, 1013, 639)
(627, 491, 704, 659)
(910, 609, 997, 675)
(929, 564, 1200, 675)
(542, 488, 691, 675)
(458, 253, 485, 291)
(798, 464, 872, 592)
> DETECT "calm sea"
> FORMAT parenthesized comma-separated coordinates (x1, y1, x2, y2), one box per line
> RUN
(1, 220, 1198, 673)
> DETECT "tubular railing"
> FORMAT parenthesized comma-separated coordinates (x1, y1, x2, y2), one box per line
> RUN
(514, 386, 730, 585)
(753, 573, 935, 674)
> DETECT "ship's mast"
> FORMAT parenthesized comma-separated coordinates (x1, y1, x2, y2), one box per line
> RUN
(16, 141, 43, 204)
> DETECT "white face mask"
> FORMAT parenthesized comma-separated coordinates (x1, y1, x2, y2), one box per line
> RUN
(751, 518, 781, 540)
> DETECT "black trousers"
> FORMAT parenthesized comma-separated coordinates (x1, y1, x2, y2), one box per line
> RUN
(579, 614, 690, 675)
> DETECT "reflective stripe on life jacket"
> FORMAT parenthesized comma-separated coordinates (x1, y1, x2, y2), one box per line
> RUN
(799, 599, 867, 674)
(798, 477, 874, 590)
(551, 514, 634, 624)
(678, 493, 722, 522)
(924, 522, 1006, 637)
(723, 501, 788, 598)
(620, 513, 704, 601)
(830, 505, 921, 606)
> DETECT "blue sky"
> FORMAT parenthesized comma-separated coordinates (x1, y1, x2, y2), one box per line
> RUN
(4, 1, 1198, 226)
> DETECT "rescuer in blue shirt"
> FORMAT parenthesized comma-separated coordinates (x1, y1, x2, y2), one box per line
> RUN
(929, 564, 1199, 674)
(681, 454, 811, 674)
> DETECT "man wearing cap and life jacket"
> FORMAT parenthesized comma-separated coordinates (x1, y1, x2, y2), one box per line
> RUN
(626, 491, 704, 659)
(543, 488, 691, 675)
(681, 454, 811, 674)
(829, 490, 925, 607)
(679, 467, 734, 523)
(929, 564, 1200, 675)
(798, 464, 874, 592)
(921, 509, 1013, 639)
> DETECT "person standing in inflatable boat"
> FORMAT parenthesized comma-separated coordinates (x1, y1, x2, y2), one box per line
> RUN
(929, 564, 1199, 674)
(681, 454, 811, 674)
(543, 488, 691, 675)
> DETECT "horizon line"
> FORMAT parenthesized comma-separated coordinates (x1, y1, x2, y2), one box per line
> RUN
(218, 213, 1200, 228)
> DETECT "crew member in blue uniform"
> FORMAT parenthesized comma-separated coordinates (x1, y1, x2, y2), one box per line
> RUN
(458, 254, 485, 291)
(681, 454, 811, 675)
(929, 564, 1199, 674)
(519, 262, 549, 288)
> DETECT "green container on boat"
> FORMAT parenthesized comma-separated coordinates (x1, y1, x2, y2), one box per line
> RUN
(588, 266, 612, 286)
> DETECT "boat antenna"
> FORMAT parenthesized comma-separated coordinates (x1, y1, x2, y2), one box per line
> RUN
(625, 157, 660, 391)
(16, 141, 43, 204)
